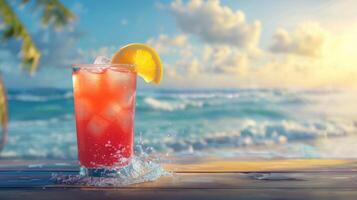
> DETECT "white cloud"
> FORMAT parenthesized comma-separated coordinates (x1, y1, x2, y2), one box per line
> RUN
(270, 22, 328, 57)
(250, 55, 357, 88)
(168, 58, 202, 79)
(147, 34, 188, 55)
(147, 34, 249, 86)
(203, 45, 248, 74)
(148, 25, 357, 89)
(170, 0, 261, 49)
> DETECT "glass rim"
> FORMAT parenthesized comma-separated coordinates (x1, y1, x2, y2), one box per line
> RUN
(72, 63, 134, 68)
(72, 63, 135, 72)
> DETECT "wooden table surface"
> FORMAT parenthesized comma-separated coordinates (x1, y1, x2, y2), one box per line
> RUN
(1, 158, 357, 200)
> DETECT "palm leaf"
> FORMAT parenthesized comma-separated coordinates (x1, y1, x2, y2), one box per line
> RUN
(0, 0, 75, 155)
(0, 76, 8, 153)
(35, 0, 75, 29)
(0, 0, 41, 73)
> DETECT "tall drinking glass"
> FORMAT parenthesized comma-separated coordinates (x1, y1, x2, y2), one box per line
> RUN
(72, 64, 136, 176)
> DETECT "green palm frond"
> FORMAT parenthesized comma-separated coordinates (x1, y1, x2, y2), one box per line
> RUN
(0, 0, 41, 73)
(0, 77, 8, 153)
(0, 0, 75, 155)
(36, 0, 75, 29)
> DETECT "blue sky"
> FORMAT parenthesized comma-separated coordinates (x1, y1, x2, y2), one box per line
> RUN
(2, 0, 357, 89)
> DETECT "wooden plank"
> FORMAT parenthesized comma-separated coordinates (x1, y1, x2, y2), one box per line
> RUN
(1, 159, 357, 172)
(164, 159, 357, 172)
(1, 159, 357, 199)
(1, 170, 357, 189)
(1, 188, 357, 200)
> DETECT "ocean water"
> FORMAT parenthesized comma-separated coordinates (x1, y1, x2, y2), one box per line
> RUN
(3, 88, 357, 159)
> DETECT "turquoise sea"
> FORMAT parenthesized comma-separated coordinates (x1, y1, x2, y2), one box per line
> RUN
(4, 88, 357, 159)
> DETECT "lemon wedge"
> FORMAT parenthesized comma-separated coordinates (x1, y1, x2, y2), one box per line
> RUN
(111, 43, 163, 84)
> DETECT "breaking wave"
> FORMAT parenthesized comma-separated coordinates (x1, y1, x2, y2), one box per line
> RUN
(4, 88, 357, 159)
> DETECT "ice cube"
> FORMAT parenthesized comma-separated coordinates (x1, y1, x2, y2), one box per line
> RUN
(100, 102, 122, 121)
(94, 56, 111, 64)
(99, 102, 133, 134)
(106, 69, 132, 85)
(87, 116, 110, 136)
(106, 70, 136, 108)
(116, 109, 134, 134)
(79, 69, 102, 92)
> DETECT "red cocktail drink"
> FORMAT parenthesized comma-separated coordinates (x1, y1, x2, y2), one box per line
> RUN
(72, 64, 136, 174)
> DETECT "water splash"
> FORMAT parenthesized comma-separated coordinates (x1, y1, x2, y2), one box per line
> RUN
(51, 144, 171, 186)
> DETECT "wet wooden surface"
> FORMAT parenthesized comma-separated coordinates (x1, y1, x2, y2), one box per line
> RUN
(1, 158, 357, 200)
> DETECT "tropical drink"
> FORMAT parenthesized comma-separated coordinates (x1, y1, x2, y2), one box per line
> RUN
(72, 64, 136, 169)
(72, 44, 163, 176)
